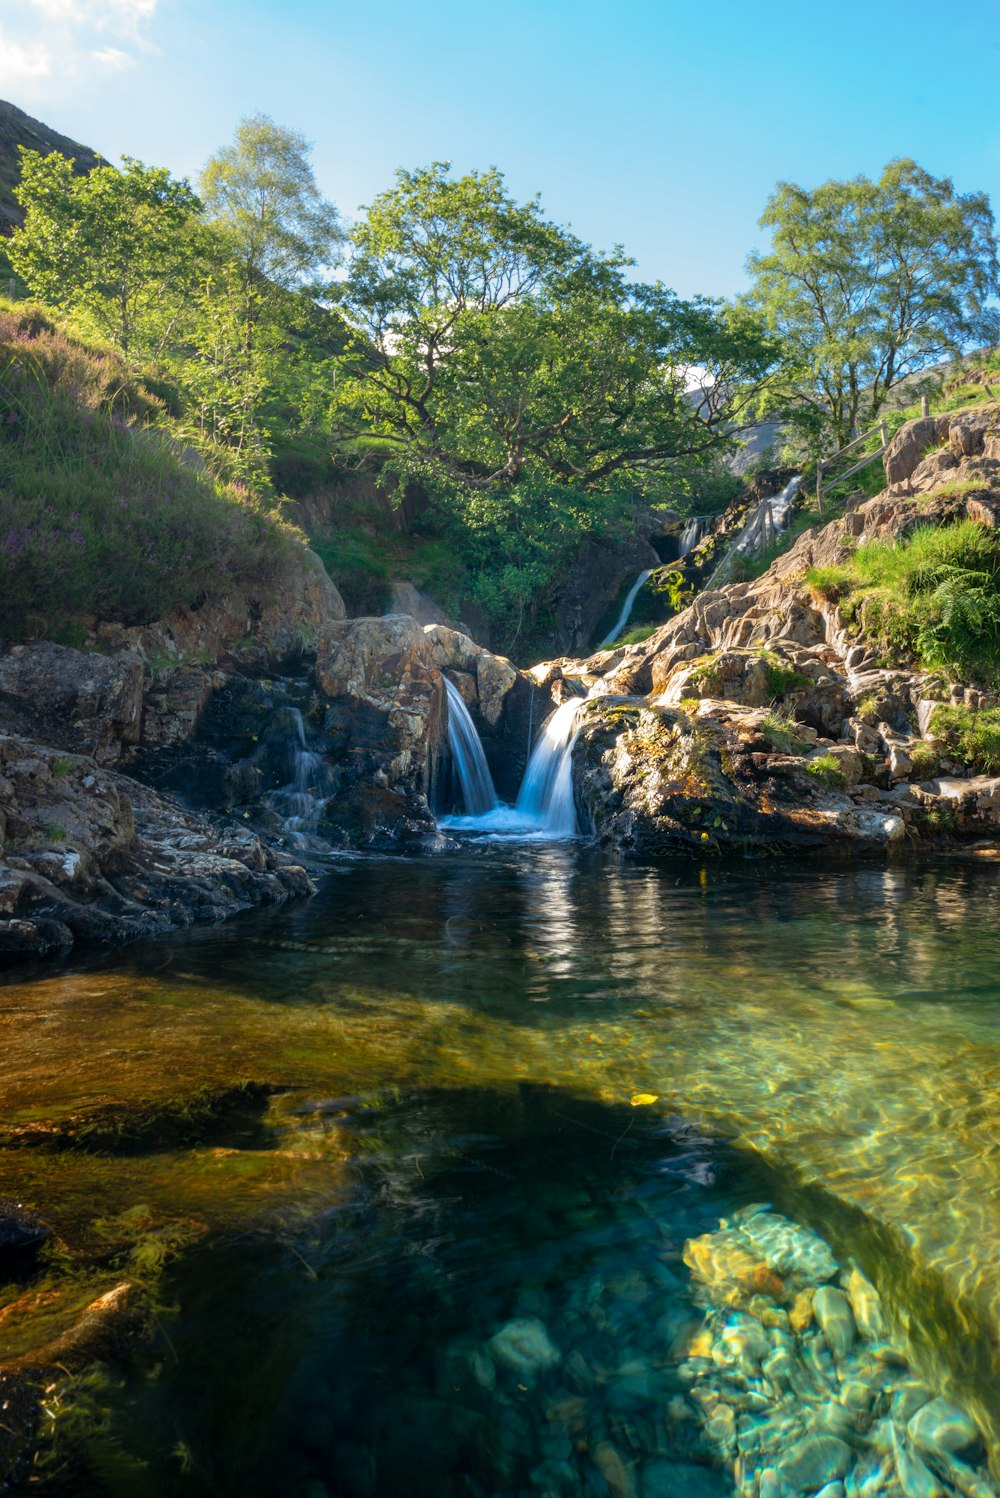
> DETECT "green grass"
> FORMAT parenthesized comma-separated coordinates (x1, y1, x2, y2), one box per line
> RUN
(609, 623, 659, 647)
(761, 709, 808, 755)
(0, 301, 305, 640)
(930, 704, 1000, 775)
(805, 754, 846, 790)
(806, 519, 1000, 683)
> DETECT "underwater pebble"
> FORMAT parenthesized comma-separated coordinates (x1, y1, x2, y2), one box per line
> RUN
(813, 1287, 857, 1360)
(487, 1317, 561, 1378)
(894, 1431, 945, 1498)
(777, 1434, 853, 1492)
(842, 1268, 886, 1341)
(908, 1397, 978, 1456)
(814, 1484, 846, 1498)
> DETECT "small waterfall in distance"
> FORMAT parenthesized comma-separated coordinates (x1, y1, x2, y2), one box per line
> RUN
(269, 706, 334, 846)
(678, 515, 710, 556)
(600, 570, 652, 647)
(443, 676, 499, 816)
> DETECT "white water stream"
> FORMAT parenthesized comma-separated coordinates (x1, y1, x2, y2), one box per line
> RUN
(600, 570, 652, 647)
(440, 695, 587, 841)
(443, 676, 499, 817)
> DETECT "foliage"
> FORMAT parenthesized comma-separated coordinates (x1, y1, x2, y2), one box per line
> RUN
(805, 519, 1000, 682)
(805, 753, 847, 789)
(0, 301, 303, 639)
(930, 704, 1000, 774)
(761, 709, 808, 755)
(747, 159, 1000, 453)
(759, 648, 810, 699)
(200, 113, 342, 295)
(9, 150, 201, 359)
(613, 623, 659, 646)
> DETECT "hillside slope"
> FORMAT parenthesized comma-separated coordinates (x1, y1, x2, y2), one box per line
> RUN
(0, 98, 99, 236)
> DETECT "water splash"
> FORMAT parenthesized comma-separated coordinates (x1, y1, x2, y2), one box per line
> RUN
(443, 677, 498, 816)
(600, 570, 653, 647)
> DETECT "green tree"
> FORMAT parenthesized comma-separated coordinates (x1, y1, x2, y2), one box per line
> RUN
(335, 162, 781, 650)
(195, 114, 343, 477)
(9, 150, 201, 359)
(746, 159, 1000, 452)
(338, 163, 781, 495)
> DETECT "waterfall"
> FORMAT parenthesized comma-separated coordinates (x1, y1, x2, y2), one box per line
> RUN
(678, 516, 709, 556)
(268, 707, 333, 846)
(600, 570, 653, 647)
(513, 697, 586, 836)
(443, 676, 498, 816)
(439, 693, 587, 840)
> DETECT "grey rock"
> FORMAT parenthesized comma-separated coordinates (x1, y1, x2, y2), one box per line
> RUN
(812, 1287, 856, 1360)
(907, 1397, 978, 1456)
(777, 1434, 852, 1493)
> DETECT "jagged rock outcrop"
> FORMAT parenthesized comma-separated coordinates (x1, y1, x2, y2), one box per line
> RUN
(313, 616, 531, 843)
(528, 407, 1000, 858)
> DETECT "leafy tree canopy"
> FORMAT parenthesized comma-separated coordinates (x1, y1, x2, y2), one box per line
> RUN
(9, 150, 200, 358)
(336, 162, 783, 496)
(200, 112, 343, 296)
(746, 158, 1000, 452)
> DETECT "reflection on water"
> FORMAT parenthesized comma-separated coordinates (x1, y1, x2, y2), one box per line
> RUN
(2, 849, 1000, 1489)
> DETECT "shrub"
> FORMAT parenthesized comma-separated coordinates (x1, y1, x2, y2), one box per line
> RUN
(761, 710, 808, 755)
(930, 704, 1000, 774)
(805, 753, 847, 790)
(805, 520, 1000, 682)
(907, 742, 940, 780)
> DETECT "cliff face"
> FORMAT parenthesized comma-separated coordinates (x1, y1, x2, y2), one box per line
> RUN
(529, 403, 1000, 859)
(0, 98, 99, 236)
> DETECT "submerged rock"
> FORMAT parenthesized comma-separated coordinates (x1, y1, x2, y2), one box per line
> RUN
(908, 1397, 979, 1456)
(812, 1286, 857, 1360)
(487, 1317, 561, 1379)
(777, 1433, 852, 1492)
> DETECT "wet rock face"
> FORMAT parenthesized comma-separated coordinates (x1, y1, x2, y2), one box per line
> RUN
(0, 732, 311, 956)
(314, 615, 527, 843)
(0, 642, 143, 767)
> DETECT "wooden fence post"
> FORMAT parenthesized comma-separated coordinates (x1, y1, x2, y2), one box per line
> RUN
(921, 395, 930, 419)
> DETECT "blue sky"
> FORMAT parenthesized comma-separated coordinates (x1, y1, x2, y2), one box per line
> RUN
(3, 0, 1000, 299)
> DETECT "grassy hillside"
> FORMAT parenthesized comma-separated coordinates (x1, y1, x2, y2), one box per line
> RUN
(0, 302, 304, 641)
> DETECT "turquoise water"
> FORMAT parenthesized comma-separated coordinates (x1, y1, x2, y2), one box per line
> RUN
(3, 848, 1000, 1494)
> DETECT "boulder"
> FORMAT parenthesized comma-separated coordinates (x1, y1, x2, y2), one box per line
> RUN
(882, 415, 950, 487)
(0, 642, 143, 765)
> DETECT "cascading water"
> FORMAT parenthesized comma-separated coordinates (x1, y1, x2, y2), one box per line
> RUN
(513, 697, 586, 836)
(443, 676, 499, 816)
(268, 706, 334, 846)
(440, 694, 587, 840)
(678, 516, 710, 556)
(600, 570, 653, 647)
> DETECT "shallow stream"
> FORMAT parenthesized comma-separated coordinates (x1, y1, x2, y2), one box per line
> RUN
(2, 848, 1000, 1495)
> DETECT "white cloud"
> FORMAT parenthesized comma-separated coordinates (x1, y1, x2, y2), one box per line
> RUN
(0, 33, 53, 88)
(91, 45, 133, 69)
(0, 0, 156, 96)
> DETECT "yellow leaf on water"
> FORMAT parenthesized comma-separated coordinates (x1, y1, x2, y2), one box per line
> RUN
(629, 1093, 659, 1106)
